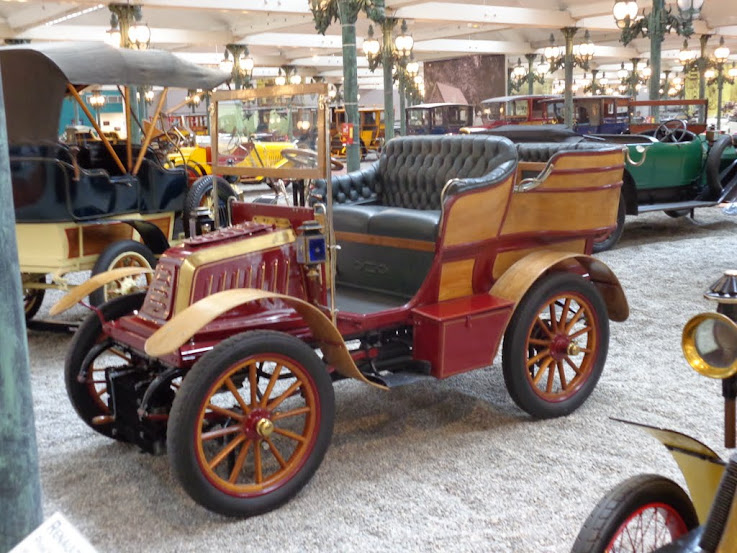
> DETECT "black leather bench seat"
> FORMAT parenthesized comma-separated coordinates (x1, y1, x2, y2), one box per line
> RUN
(332, 204, 388, 234)
(368, 208, 440, 242)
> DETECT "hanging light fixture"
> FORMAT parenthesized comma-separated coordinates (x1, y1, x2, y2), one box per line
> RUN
(715, 36, 731, 63)
(362, 24, 381, 61)
(127, 5, 150, 50)
(289, 73, 302, 85)
(676, 0, 704, 20)
(543, 33, 561, 64)
(275, 68, 286, 86)
(612, 1, 639, 30)
(104, 13, 121, 47)
(394, 20, 414, 58)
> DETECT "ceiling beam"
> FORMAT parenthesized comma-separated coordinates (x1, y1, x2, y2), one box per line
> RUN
(232, 14, 312, 36)
(394, 3, 575, 29)
(12, 24, 232, 44)
(242, 33, 344, 49)
(6, 4, 86, 32)
(413, 38, 531, 55)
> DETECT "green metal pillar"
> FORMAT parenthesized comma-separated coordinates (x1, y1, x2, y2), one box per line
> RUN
(698, 34, 711, 100)
(562, 27, 577, 128)
(716, 67, 725, 131)
(382, 19, 396, 142)
(338, 0, 361, 171)
(525, 53, 536, 96)
(648, 0, 664, 101)
(399, 76, 406, 135)
(0, 69, 43, 553)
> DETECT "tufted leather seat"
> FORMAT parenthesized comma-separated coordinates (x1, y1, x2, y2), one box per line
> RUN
(516, 142, 615, 163)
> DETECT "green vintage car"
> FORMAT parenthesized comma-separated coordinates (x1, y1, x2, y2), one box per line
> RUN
(470, 99, 737, 253)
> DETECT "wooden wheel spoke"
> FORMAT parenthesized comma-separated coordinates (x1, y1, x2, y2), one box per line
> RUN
(272, 406, 311, 421)
(548, 303, 558, 331)
(208, 434, 246, 470)
(254, 440, 263, 484)
(260, 364, 283, 408)
(109, 347, 131, 361)
(249, 363, 258, 406)
(95, 387, 107, 399)
(273, 426, 307, 444)
(526, 349, 551, 368)
(535, 317, 555, 339)
(558, 298, 571, 330)
(205, 402, 244, 421)
(225, 377, 251, 415)
(531, 357, 554, 386)
(228, 440, 252, 484)
(266, 380, 302, 411)
(201, 425, 242, 441)
(564, 355, 583, 375)
(556, 360, 567, 389)
(265, 437, 287, 469)
(545, 360, 556, 393)
(528, 338, 550, 347)
(569, 325, 592, 340)
(565, 307, 585, 332)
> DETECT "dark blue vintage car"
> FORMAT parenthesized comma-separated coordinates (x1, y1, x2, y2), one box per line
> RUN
(405, 102, 474, 135)
(543, 95, 630, 134)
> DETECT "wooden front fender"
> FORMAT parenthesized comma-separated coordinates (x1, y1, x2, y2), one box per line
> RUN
(615, 420, 725, 523)
(49, 267, 153, 316)
(144, 289, 386, 390)
(489, 250, 629, 323)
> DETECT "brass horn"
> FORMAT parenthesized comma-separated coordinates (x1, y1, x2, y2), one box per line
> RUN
(682, 312, 737, 379)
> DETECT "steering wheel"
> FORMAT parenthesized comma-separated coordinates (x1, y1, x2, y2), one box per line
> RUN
(655, 119, 689, 143)
(281, 148, 344, 171)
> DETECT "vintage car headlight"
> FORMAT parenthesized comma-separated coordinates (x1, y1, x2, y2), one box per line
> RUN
(682, 312, 737, 379)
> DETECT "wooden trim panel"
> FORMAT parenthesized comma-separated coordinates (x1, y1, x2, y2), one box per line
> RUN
(438, 258, 475, 302)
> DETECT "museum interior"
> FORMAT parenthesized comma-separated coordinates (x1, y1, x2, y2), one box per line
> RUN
(1, 1, 737, 552)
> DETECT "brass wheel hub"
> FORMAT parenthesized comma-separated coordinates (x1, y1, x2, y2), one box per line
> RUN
(244, 408, 274, 439)
(549, 334, 571, 361)
(567, 342, 581, 357)
(256, 418, 274, 438)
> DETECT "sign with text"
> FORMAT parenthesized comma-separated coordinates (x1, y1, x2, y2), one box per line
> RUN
(10, 512, 97, 553)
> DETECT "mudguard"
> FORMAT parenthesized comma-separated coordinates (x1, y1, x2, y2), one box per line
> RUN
(615, 419, 725, 523)
(144, 288, 387, 390)
(49, 267, 153, 316)
(490, 250, 629, 322)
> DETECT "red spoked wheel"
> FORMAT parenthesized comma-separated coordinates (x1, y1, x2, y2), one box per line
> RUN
(571, 474, 698, 553)
(167, 330, 335, 517)
(502, 272, 609, 418)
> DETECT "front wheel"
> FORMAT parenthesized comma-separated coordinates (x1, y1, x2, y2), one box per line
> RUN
(592, 193, 625, 254)
(183, 175, 237, 237)
(23, 273, 46, 321)
(501, 272, 609, 418)
(167, 330, 335, 517)
(89, 240, 157, 306)
(571, 474, 698, 553)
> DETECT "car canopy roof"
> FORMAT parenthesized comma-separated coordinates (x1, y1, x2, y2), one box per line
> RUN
(0, 41, 229, 143)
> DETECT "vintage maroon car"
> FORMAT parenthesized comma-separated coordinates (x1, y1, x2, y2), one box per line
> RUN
(55, 84, 629, 518)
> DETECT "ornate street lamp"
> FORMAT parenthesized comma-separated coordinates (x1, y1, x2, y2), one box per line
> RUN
(274, 68, 287, 87)
(310, 0, 385, 171)
(545, 29, 596, 126)
(707, 37, 735, 131)
(220, 44, 255, 90)
(613, 0, 704, 101)
(89, 91, 105, 126)
(108, 4, 150, 50)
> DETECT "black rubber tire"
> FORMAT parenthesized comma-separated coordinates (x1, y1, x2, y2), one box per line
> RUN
(706, 135, 735, 199)
(23, 274, 46, 321)
(168, 330, 335, 517)
(571, 474, 698, 553)
(501, 272, 609, 419)
(592, 193, 625, 254)
(64, 292, 146, 441)
(183, 175, 237, 237)
(664, 209, 691, 218)
(89, 240, 157, 307)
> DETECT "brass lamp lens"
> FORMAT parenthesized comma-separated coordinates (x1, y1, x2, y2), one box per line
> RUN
(682, 312, 737, 379)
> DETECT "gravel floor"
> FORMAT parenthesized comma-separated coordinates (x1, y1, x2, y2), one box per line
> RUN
(26, 206, 737, 552)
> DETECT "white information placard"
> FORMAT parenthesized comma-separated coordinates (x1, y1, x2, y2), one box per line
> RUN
(10, 512, 98, 553)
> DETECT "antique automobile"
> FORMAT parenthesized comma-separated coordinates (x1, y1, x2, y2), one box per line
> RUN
(1, 42, 229, 321)
(330, 106, 384, 156)
(471, 121, 737, 253)
(405, 102, 474, 135)
(476, 94, 559, 129)
(53, 83, 629, 518)
(543, 95, 630, 134)
(571, 270, 737, 553)
(629, 98, 709, 135)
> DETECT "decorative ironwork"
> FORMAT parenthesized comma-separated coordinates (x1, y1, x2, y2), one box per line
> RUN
(613, 0, 703, 44)
(108, 4, 150, 50)
(220, 44, 255, 90)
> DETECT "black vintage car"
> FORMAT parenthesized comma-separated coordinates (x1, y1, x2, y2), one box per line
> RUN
(0, 42, 229, 320)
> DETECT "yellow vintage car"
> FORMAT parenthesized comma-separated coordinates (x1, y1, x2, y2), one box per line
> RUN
(330, 106, 385, 157)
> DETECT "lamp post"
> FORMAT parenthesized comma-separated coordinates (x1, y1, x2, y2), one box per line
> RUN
(705, 37, 735, 131)
(679, 35, 714, 99)
(545, 29, 594, 127)
(363, 18, 413, 141)
(310, 0, 384, 171)
(89, 91, 105, 127)
(220, 44, 255, 90)
(613, 0, 704, 101)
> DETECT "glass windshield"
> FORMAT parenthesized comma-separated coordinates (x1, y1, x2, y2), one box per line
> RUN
(407, 109, 429, 129)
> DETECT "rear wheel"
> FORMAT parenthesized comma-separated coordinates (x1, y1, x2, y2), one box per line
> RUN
(592, 193, 625, 254)
(571, 474, 698, 553)
(22, 273, 46, 321)
(501, 272, 609, 418)
(64, 292, 146, 441)
(168, 331, 335, 517)
(89, 240, 156, 307)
